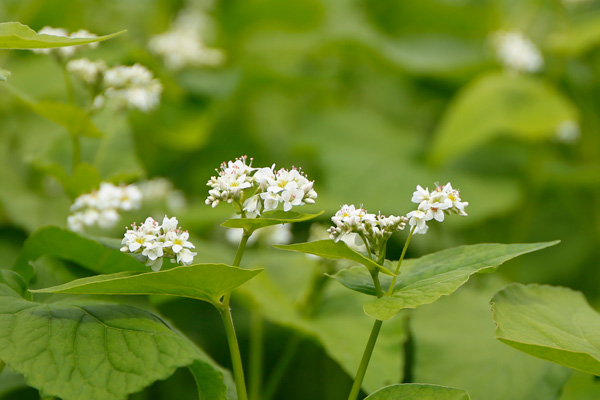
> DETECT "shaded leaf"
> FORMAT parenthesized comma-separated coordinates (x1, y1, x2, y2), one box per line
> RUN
(363, 241, 558, 320)
(0, 270, 28, 298)
(12, 226, 147, 283)
(0, 283, 227, 400)
(413, 277, 570, 400)
(31, 263, 262, 305)
(0, 22, 124, 49)
(275, 239, 394, 276)
(429, 73, 577, 165)
(222, 210, 324, 233)
(491, 283, 600, 376)
(364, 383, 471, 400)
(188, 359, 236, 400)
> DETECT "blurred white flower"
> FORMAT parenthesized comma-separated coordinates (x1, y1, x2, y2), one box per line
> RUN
(492, 31, 543, 73)
(555, 120, 580, 143)
(149, 8, 225, 70)
(121, 215, 196, 270)
(67, 58, 107, 85)
(68, 182, 143, 232)
(32, 27, 98, 57)
(103, 64, 162, 112)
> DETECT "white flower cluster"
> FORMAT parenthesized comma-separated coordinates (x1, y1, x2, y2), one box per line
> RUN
(555, 120, 580, 143)
(206, 156, 318, 215)
(327, 205, 407, 254)
(67, 182, 142, 232)
(149, 9, 225, 70)
(32, 26, 98, 57)
(121, 216, 196, 271)
(491, 31, 544, 74)
(66, 60, 162, 112)
(406, 183, 468, 235)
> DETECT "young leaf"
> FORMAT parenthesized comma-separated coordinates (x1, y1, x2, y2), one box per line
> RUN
(363, 241, 559, 321)
(31, 263, 263, 304)
(275, 239, 394, 276)
(491, 283, 600, 376)
(12, 226, 147, 283)
(364, 383, 471, 400)
(221, 210, 324, 233)
(0, 283, 228, 400)
(0, 22, 124, 49)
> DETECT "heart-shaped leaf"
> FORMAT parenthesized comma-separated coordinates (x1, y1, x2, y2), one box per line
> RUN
(12, 226, 147, 283)
(275, 239, 394, 276)
(31, 263, 262, 304)
(362, 241, 558, 320)
(364, 383, 471, 400)
(221, 210, 323, 233)
(0, 283, 229, 400)
(0, 22, 124, 49)
(491, 283, 600, 376)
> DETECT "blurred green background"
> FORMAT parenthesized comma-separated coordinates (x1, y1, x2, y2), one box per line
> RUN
(1, 0, 600, 399)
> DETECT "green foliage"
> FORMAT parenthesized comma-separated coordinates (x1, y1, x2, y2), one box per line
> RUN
(222, 210, 324, 233)
(12, 226, 147, 283)
(364, 383, 471, 400)
(32, 263, 263, 305)
(362, 242, 558, 320)
(0, 22, 124, 49)
(0, 283, 228, 400)
(491, 283, 600, 376)
(429, 73, 577, 165)
(274, 239, 394, 276)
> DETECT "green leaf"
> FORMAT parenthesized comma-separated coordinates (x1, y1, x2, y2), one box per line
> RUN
(364, 383, 471, 400)
(12, 226, 147, 283)
(491, 283, 600, 376)
(0, 22, 124, 49)
(275, 239, 394, 276)
(0, 270, 28, 298)
(5, 84, 103, 138)
(0, 283, 227, 400)
(363, 241, 558, 320)
(0, 69, 10, 81)
(31, 263, 263, 304)
(429, 73, 578, 165)
(221, 210, 324, 233)
(547, 13, 600, 56)
(188, 359, 235, 400)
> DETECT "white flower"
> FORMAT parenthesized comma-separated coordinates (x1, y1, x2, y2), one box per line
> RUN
(103, 64, 162, 112)
(162, 216, 179, 233)
(260, 191, 281, 211)
(407, 210, 429, 235)
(176, 248, 197, 265)
(67, 58, 107, 85)
(555, 120, 580, 143)
(492, 31, 544, 74)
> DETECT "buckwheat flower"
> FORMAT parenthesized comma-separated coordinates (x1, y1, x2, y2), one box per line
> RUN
(162, 216, 179, 233)
(440, 183, 469, 216)
(407, 210, 429, 235)
(491, 31, 544, 74)
(67, 58, 107, 85)
(103, 64, 162, 112)
(555, 120, 580, 143)
(260, 191, 281, 211)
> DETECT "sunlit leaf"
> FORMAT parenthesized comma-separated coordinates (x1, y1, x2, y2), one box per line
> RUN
(429, 73, 577, 165)
(275, 239, 394, 276)
(0, 22, 124, 49)
(491, 283, 600, 376)
(363, 241, 558, 320)
(0, 283, 228, 400)
(222, 210, 324, 233)
(364, 383, 471, 400)
(12, 226, 147, 283)
(31, 263, 262, 304)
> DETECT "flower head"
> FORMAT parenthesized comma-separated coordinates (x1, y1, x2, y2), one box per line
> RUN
(491, 31, 543, 74)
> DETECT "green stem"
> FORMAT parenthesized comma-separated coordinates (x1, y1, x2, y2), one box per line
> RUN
(249, 311, 264, 400)
(347, 319, 383, 400)
(263, 334, 302, 400)
(387, 226, 415, 296)
(233, 232, 250, 267)
(371, 271, 384, 298)
(219, 302, 248, 400)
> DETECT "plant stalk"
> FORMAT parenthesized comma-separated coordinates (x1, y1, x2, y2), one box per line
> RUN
(347, 319, 383, 400)
(387, 226, 415, 296)
(249, 311, 264, 400)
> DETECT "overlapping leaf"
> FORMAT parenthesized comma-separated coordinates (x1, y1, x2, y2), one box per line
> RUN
(275, 239, 394, 276)
(31, 263, 262, 304)
(222, 210, 323, 233)
(364, 383, 471, 400)
(329, 241, 560, 320)
(491, 283, 600, 376)
(0, 22, 124, 49)
(0, 283, 230, 400)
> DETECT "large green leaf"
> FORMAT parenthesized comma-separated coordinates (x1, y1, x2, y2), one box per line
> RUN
(360, 241, 558, 320)
(274, 239, 394, 276)
(31, 263, 262, 304)
(413, 277, 570, 400)
(364, 383, 471, 400)
(0, 283, 229, 400)
(0, 22, 124, 49)
(429, 73, 578, 165)
(12, 226, 147, 283)
(547, 13, 600, 56)
(491, 283, 600, 376)
(221, 210, 323, 233)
